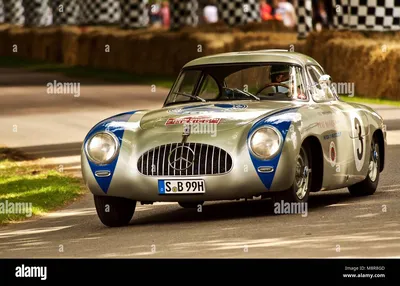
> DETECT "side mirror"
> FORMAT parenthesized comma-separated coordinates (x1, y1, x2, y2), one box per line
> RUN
(318, 74, 338, 98)
(318, 74, 331, 86)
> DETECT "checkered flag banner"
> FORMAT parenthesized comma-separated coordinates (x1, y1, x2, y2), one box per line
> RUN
(22, 0, 52, 27)
(297, 0, 313, 39)
(243, 0, 261, 23)
(0, 0, 4, 23)
(333, 0, 400, 31)
(119, 0, 148, 28)
(170, 0, 198, 30)
(49, 0, 80, 25)
(3, 0, 24, 25)
(218, 0, 260, 26)
(79, 0, 121, 25)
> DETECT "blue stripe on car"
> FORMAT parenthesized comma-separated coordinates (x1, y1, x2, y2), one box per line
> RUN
(248, 107, 299, 190)
(84, 111, 138, 194)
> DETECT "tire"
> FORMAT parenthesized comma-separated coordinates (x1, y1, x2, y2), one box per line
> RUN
(274, 143, 313, 204)
(348, 135, 380, 197)
(178, 202, 204, 209)
(94, 195, 136, 227)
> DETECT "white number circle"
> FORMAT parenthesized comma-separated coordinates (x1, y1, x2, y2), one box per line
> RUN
(350, 113, 366, 172)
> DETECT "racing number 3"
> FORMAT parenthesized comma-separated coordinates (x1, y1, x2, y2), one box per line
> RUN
(354, 117, 363, 160)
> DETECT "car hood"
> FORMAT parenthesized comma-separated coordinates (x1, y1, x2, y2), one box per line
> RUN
(139, 101, 299, 132)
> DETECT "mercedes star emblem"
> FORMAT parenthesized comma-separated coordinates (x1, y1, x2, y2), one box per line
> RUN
(168, 146, 195, 171)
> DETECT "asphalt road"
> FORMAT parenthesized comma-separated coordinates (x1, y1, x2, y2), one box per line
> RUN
(1, 68, 400, 258)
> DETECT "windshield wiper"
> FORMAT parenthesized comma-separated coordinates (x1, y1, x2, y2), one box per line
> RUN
(173, 91, 206, 102)
(225, 88, 260, 101)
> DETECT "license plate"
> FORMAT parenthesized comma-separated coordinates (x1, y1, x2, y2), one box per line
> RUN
(158, 179, 206, 194)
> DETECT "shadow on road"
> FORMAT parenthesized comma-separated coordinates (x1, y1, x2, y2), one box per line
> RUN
(129, 191, 357, 226)
(14, 142, 83, 159)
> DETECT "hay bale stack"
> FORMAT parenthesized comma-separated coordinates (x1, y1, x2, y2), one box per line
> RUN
(106, 29, 136, 72)
(0, 24, 11, 56)
(4, 26, 33, 58)
(89, 29, 113, 69)
(240, 20, 292, 33)
(306, 30, 400, 100)
(61, 26, 81, 66)
(31, 27, 62, 62)
(76, 29, 97, 67)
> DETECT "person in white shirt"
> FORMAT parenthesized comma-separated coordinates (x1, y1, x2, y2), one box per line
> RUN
(203, 0, 219, 24)
(274, 0, 297, 28)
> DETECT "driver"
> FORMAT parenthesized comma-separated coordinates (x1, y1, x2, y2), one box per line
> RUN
(270, 65, 306, 100)
(270, 65, 290, 92)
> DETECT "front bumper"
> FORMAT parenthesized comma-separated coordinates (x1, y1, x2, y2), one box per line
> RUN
(82, 150, 269, 202)
(82, 149, 296, 202)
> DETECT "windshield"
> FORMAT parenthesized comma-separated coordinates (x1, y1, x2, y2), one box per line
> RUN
(164, 63, 308, 106)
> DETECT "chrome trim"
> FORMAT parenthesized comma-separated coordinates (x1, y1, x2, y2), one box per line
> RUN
(138, 143, 233, 176)
(95, 170, 111, 177)
(85, 131, 120, 165)
(248, 125, 284, 161)
(257, 166, 274, 173)
(192, 143, 196, 175)
(162, 143, 167, 176)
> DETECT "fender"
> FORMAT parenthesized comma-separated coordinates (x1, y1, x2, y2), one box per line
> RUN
(82, 110, 140, 193)
(247, 107, 301, 190)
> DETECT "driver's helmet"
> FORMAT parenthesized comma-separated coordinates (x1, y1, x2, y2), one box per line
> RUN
(270, 65, 290, 82)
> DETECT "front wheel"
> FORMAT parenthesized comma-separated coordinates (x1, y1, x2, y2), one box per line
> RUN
(273, 144, 312, 204)
(94, 195, 136, 227)
(348, 135, 380, 196)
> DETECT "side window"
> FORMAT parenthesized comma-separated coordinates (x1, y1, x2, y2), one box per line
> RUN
(307, 66, 321, 84)
(198, 75, 219, 100)
(290, 66, 307, 101)
(307, 66, 335, 102)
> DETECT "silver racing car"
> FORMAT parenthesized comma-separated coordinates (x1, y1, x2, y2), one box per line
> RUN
(81, 50, 386, 227)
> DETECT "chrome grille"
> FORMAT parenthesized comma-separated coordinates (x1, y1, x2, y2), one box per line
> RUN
(137, 143, 233, 176)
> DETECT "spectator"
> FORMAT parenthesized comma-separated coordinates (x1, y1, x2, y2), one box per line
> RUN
(150, 0, 161, 26)
(271, 0, 283, 21)
(274, 0, 296, 28)
(160, 1, 170, 28)
(260, 0, 273, 21)
(203, 0, 219, 24)
(314, 0, 328, 30)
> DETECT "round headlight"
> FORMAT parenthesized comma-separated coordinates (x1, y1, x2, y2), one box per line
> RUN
(85, 132, 119, 165)
(249, 127, 282, 159)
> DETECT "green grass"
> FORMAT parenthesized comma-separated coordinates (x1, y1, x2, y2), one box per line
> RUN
(0, 154, 85, 225)
(341, 95, 400, 107)
(0, 56, 175, 89)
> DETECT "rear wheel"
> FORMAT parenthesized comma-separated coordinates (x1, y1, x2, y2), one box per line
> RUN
(274, 143, 312, 204)
(94, 195, 136, 227)
(178, 201, 204, 209)
(348, 135, 380, 196)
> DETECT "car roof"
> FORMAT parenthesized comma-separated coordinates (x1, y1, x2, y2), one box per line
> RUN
(183, 50, 323, 69)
